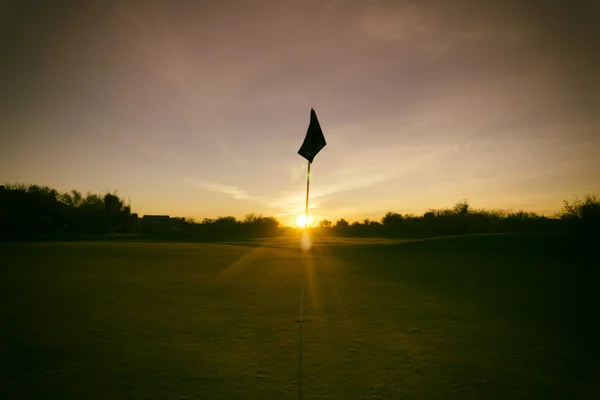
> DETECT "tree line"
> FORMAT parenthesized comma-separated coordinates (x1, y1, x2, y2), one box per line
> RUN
(0, 183, 281, 240)
(1, 183, 138, 237)
(1, 183, 598, 240)
(318, 197, 599, 237)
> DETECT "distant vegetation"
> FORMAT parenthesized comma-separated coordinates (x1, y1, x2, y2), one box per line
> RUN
(1, 183, 598, 240)
(0, 183, 280, 240)
(320, 196, 600, 238)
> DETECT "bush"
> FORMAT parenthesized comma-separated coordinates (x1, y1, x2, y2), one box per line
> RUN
(560, 194, 600, 236)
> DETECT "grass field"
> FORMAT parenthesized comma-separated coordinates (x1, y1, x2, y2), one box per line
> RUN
(1, 234, 598, 399)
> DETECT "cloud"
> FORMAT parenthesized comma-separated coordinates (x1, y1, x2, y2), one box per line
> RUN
(185, 179, 253, 201)
(185, 165, 405, 218)
(186, 177, 304, 216)
(185, 178, 300, 218)
(263, 143, 463, 217)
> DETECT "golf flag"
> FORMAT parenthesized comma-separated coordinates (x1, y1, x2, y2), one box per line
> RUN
(298, 108, 326, 163)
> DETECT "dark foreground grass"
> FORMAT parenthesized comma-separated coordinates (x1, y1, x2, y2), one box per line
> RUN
(1, 235, 598, 399)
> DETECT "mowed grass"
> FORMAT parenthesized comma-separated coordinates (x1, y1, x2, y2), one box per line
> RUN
(1, 235, 598, 399)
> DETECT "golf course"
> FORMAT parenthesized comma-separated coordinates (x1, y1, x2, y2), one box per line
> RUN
(1, 234, 598, 399)
(3, 0, 599, 398)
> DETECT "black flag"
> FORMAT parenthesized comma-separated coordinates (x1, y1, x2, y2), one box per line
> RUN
(298, 108, 326, 163)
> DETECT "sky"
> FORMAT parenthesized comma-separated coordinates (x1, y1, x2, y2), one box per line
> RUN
(1, 0, 599, 226)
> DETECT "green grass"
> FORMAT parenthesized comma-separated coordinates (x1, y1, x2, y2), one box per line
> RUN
(1, 234, 598, 399)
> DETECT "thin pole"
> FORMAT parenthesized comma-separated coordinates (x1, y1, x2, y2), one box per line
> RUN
(305, 160, 311, 228)
(299, 160, 310, 400)
(298, 285, 304, 399)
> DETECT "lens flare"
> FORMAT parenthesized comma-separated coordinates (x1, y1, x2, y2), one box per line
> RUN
(300, 231, 313, 251)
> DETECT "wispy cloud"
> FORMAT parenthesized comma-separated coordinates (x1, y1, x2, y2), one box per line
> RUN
(185, 179, 253, 201)
(185, 170, 403, 218)
(262, 143, 463, 217)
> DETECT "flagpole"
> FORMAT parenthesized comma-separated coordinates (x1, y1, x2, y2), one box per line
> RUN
(297, 107, 325, 400)
(298, 285, 304, 399)
(299, 160, 310, 400)
(305, 160, 311, 228)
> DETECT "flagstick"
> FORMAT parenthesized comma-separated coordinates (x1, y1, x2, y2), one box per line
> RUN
(305, 160, 311, 228)
(299, 160, 311, 400)
(298, 285, 304, 400)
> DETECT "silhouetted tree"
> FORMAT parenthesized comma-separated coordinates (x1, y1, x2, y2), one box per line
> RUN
(560, 194, 600, 236)
(382, 212, 404, 236)
(241, 214, 280, 237)
(319, 219, 332, 228)
(333, 218, 350, 236)
(334, 219, 348, 229)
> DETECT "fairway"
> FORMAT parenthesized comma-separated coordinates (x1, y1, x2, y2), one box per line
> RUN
(1, 237, 598, 399)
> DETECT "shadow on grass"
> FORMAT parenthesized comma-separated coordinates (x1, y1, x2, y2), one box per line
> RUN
(335, 233, 599, 257)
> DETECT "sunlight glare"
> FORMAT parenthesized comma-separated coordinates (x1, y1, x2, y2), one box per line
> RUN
(296, 215, 314, 227)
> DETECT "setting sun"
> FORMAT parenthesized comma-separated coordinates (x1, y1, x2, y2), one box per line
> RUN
(296, 215, 313, 227)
